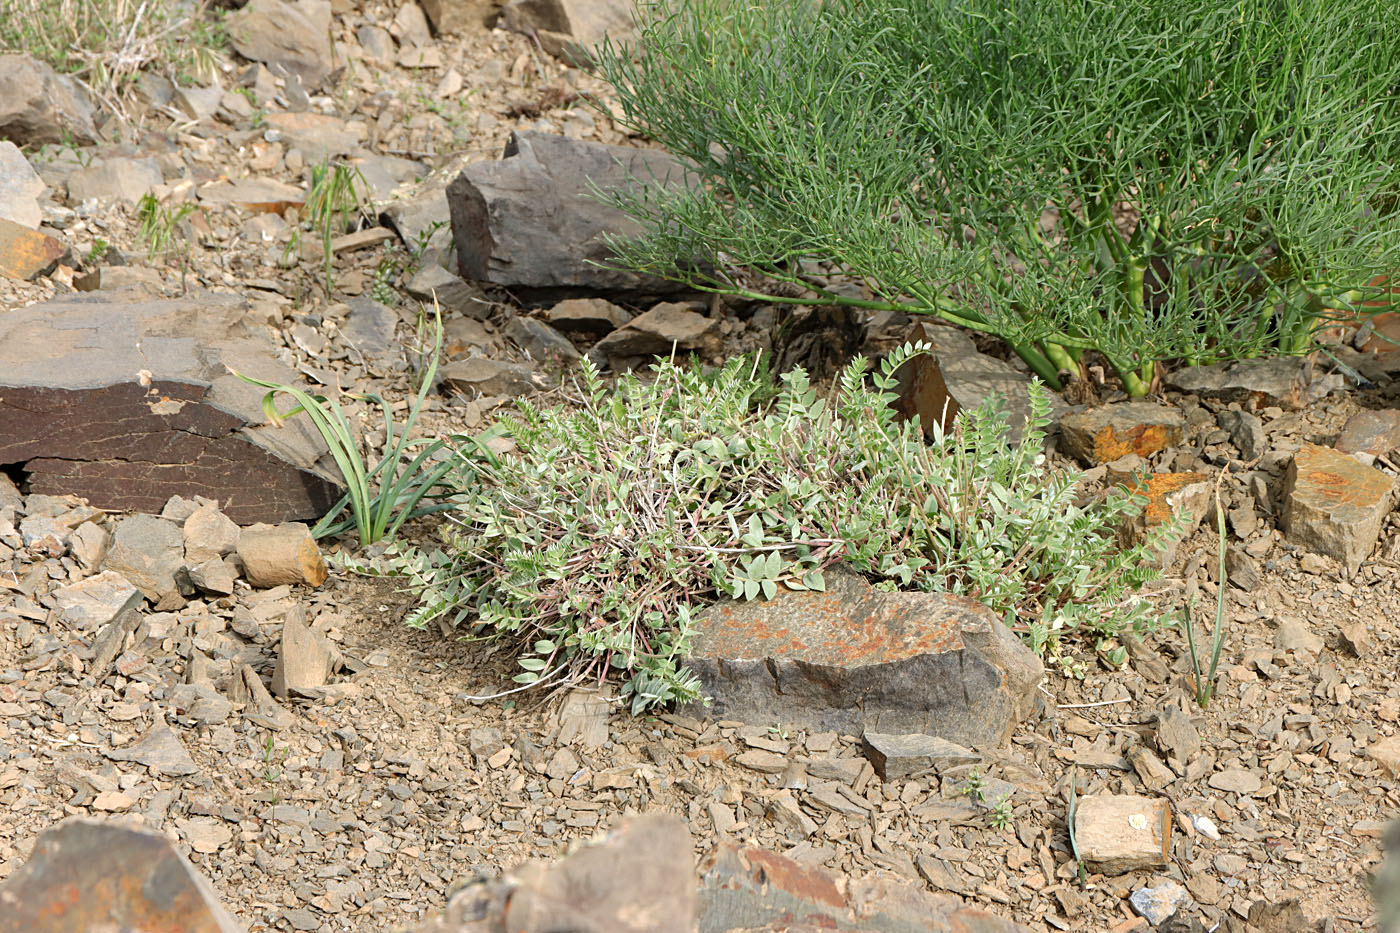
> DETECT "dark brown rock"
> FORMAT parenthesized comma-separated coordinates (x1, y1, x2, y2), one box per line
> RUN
(0, 291, 341, 524)
(890, 351, 962, 439)
(446, 131, 698, 305)
(0, 817, 243, 933)
(590, 301, 719, 367)
(681, 565, 1042, 747)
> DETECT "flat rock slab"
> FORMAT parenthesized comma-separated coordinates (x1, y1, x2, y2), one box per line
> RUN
(1282, 442, 1394, 573)
(1059, 401, 1186, 466)
(0, 291, 341, 524)
(681, 566, 1042, 747)
(1165, 357, 1344, 411)
(0, 817, 244, 933)
(446, 131, 699, 306)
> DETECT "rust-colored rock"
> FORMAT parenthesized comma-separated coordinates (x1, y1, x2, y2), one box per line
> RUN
(1282, 442, 1395, 573)
(0, 291, 341, 524)
(0, 817, 244, 933)
(1058, 401, 1185, 465)
(696, 842, 1031, 932)
(1117, 471, 1211, 569)
(681, 565, 1042, 747)
(0, 216, 64, 280)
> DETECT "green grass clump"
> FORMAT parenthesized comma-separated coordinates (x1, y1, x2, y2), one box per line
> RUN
(405, 345, 1170, 712)
(594, 0, 1400, 396)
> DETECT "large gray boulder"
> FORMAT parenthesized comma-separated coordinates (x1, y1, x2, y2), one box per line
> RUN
(0, 291, 341, 524)
(445, 131, 698, 306)
(681, 565, 1043, 747)
(226, 0, 335, 88)
(0, 54, 98, 145)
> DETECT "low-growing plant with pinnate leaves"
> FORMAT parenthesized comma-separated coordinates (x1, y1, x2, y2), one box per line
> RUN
(401, 345, 1172, 712)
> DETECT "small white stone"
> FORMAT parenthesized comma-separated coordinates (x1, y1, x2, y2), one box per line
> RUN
(1190, 813, 1221, 840)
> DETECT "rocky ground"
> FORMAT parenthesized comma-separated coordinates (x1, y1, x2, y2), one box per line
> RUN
(2, 2, 1399, 932)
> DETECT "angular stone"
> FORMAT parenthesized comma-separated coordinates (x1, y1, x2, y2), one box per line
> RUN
(859, 732, 980, 781)
(397, 45, 444, 69)
(271, 605, 338, 697)
(407, 263, 490, 320)
(1073, 794, 1172, 875)
(1058, 401, 1186, 466)
(100, 514, 185, 601)
(421, 0, 499, 34)
(53, 570, 143, 630)
(1165, 357, 1344, 411)
(183, 505, 241, 566)
(1129, 747, 1175, 791)
(90, 608, 142, 682)
(394, 1, 433, 46)
(231, 663, 295, 729)
(1369, 736, 1400, 778)
(105, 721, 201, 777)
(0, 141, 46, 229)
(1156, 707, 1201, 763)
(1282, 442, 1394, 573)
(422, 815, 695, 932)
(447, 131, 698, 305)
(907, 322, 1067, 444)
(237, 522, 327, 588)
(1336, 409, 1400, 458)
(695, 842, 1030, 933)
(591, 302, 719, 366)
(187, 557, 239, 597)
(545, 296, 632, 336)
(73, 264, 166, 294)
(356, 24, 397, 65)
(341, 297, 399, 365)
(439, 358, 540, 397)
(0, 216, 65, 280)
(681, 565, 1042, 747)
(1130, 881, 1190, 926)
(0, 292, 341, 523)
(0, 54, 98, 145)
(70, 521, 112, 571)
(227, 0, 335, 88)
(506, 315, 581, 365)
(556, 689, 610, 749)
(502, 0, 635, 63)
(196, 177, 305, 212)
(174, 817, 234, 855)
(262, 111, 365, 161)
(1217, 409, 1267, 461)
(1208, 767, 1262, 795)
(66, 157, 163, 205)
(891, 352, 962, 439)
(0, 817, 243, 932)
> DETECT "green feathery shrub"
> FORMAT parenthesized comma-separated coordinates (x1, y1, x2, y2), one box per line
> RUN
(594, 0, 1400, 396)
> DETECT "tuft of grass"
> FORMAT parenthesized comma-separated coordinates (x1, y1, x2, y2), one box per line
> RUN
(230, 306, 501, 548)
(1185, 473, 1230, 707)
(299, 159, 371, 294)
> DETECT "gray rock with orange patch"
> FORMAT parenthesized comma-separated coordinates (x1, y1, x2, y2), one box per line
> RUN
(681, 565, 1042, 748)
